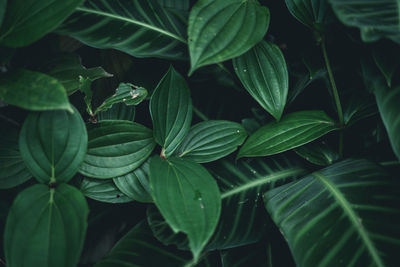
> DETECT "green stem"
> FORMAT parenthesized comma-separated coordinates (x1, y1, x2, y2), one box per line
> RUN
(321, 39, 344, 157)
(193, 106, 209, 121)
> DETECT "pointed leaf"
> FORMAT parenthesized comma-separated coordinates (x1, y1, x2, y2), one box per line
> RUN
(79, 120, 156, 179)
(265, 159, 400, 267)
(294, 141, 339, 166)
(150, 66, 192, 157)
(176, 120, 247, 163)
(57, 0, 188, 60)
(285, 0, 331, 29)
(19, 106, 88, 183)
(188, 0, 270, 74)
(4, 184, 89, 267)
(157, 0, 189, 11)
(0, 69, 72, 112)
(149, 156, 221, 261)
(113, 159, 153, 203)
(81, 177, 133, 203)
(97, 103, 135, 122)
(238, 110, 338, 158)
(233, 41, 288, 120)
(0, 0, 84, 47)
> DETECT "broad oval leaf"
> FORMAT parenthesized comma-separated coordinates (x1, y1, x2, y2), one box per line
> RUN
(233, 41, 288, 121)
(329, 0, 400, 43)
(81, 177, 133, 203)
(294, 141, 339, 166)
(0, 0, 84, 47)
(57, 0, 188, 60)
(0, 69, 72, 112)
(176, 120, 247, 163)
(97, 103, 135, 122)
(264, 159, 400, 267)
(373, 84, 400, 160)
(238, 110, 338, 158)
(188, 0, 270, 75)
(79, 120, 156, 179)
(150, 66, 192, 157)
(113, 159, 153, 203)
(0, 125, 31, 189)
(285, 0, 330, 29)
(19, 106, 88, 183)
(4, 183, 89, 267)
(149, 156, 221, 262)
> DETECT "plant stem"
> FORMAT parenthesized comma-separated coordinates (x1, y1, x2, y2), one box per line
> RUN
(193, 106, 209, 121)
(321, 39, 344, 157)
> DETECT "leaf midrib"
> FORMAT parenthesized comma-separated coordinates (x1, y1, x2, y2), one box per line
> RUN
(75, 7, 187, 44)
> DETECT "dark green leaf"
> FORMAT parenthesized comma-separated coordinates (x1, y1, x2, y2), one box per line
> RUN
(264, 159, 400, 267)
(0, 0, 6, 28)
(4, 183, 89, 267)
(0, 125, 31, 188)
(287, 69, 326, 106)
(79, 120, 155, 179)
(157, 0, 189, 11)
(81, 177, 133, 203)
(372, 43, 400, 87)
(150, 66, 192, 157)
(285, 0, 331, 29)
(238, 111, 338, 158)
(113, 159, 153, 203)
(95, 83, 147, 114)
(329, 0, 400, 43)
(57, 0, 188, 60)
(44, 54, 112, 95)
(97, 103, 135, 122)
(0, 69, 72, 112)
(0, 0, 84, 47)
(94, 221, 192, 267)
(19, 106, 88, 183)
(149, 156, 221, 262)
(188, 0, 270, 75)
(176, 120, 247, 163)
(343, 95, 378, 126)
(233, 41, 288, 120)
(373, 84, 400, 160)
(294, 141, 339, 166)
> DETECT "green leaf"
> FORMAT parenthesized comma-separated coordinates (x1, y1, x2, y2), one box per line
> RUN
(176, 120, 247, 163)
(188, 0, 270, 75)
(0, 0, 84, 47)
(113, 159, 153, 203)
(294, 141, 339, 166)
(373, 84, 400, 160)
(57, 0, 188, 60)
(0, 0, 6, 28)
(372, 42, 400, 88)
(94, 83, 147, 114)
(157, 0, 189, 11)
(79, 120, 156, 179)
(264, 159, 400, 267)
(94, 220, 192, 267)
(97, 103, 135, 122)
(0, 69, 72, 112)
(81, 177, 133, 203)
(285, 0, 331, 29)
(150, 66, 192, 157)
(0, 125, 31, 189)
(19, 106, 88, 183)
(4, 183, 89, 267)
(233, 41, 288, 121)
(44, 54, 113, 95)
(149, 156, 221, 262)
(238, 110, 338, 158)
(329, 0, 400, 43)
(343, 95, 378, 126)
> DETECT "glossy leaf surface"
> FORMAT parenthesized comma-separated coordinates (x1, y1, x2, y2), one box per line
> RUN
(81, 177, 132, 203)
(177, 120, 247, 163)
(57, 0, 188, 60)
(0, 69, 71, 112)
(188, 0, 270, 74)
(149, 156, 221, 261)
(238, 110, 338, 158)
(233, 41, 288, 120)
(80, 120, 155, 179)
(150, 66, 192, 157)
(264, 159, 400, 267)
(19, 106, 88, 183)
(4, 184, 89, 267)
(0, 0, 84, 47)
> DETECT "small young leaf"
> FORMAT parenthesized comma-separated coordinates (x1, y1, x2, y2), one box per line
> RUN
(233, 41, 288, 121)
(4, 184, 89, 267)
(176, 120, 247, 163)
(97, 103, 135, 122)
(188, 0, 270, 74)
(149, 156, 221, 262)
(79, 120, 156, 179)
(81, 177, 133, 203)
(0, 0, 6, 28)
(19, 106, 88, 183)
(0, 69, 72, 112)
(238, 110, 338, 158)
(150, 66, 192, 157)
